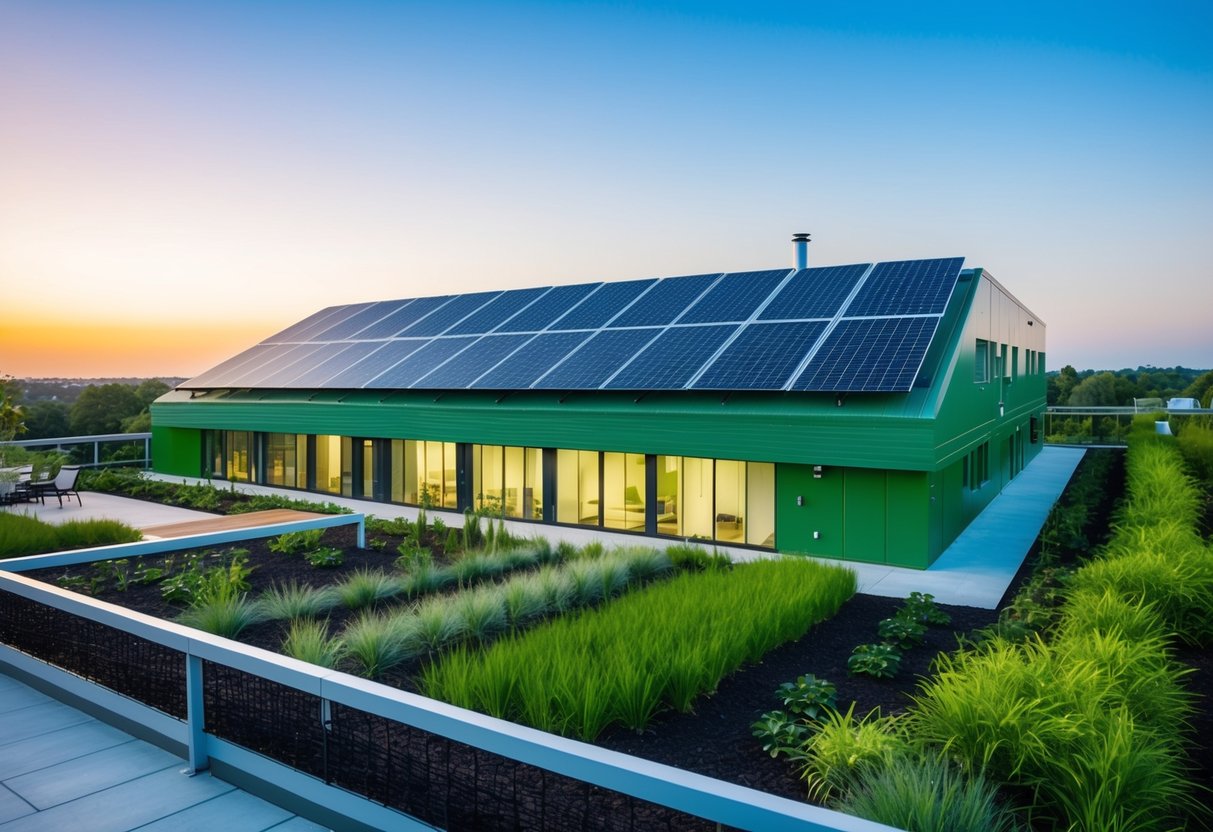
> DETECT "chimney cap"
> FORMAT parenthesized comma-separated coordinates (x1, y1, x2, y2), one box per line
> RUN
(792, 232, 811, 242)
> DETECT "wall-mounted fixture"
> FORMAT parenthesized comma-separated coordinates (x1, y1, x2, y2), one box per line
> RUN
(796, 495, 804, 506)
(813, 465, 824, 478)
(813, 531, 822, 540)
(1027, 320, 1034, 326)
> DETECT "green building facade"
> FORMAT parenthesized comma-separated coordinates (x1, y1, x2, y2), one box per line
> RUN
(152, 257, 1045, 568)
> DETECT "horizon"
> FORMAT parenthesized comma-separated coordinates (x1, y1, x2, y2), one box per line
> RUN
(2, 1, 1211, 377)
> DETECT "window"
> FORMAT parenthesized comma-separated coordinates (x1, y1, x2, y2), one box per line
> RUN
(472, 444, 543, 519)
(1001, 344, 1010, 380)
(314, 435, 350, 495)
(556, 449, 599, 525)
(224, 431, 255, 482)
(974, 339, 990, 383)
(265, 433, 307, 489)
(603, 452, 647, 531)
(653, 455, 775, 548)
(1011, 346, 1019, 383)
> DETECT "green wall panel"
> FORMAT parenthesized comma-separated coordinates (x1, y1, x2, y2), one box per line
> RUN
(151, 426, 201, 477)
(843, 468, 886, 563)
(886, 470, 929, 568)
(776, 463, 844, 558)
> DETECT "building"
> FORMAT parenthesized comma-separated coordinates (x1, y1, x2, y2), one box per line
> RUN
(151, 238, 1046, 568)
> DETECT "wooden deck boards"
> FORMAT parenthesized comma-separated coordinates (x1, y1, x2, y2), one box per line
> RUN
(139, 509, 328, 540)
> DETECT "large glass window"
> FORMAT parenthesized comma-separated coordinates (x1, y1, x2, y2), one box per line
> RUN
(556, 449, 599, 525)
(715, 459, 746, 543)
(655, 455, 681, 535)
(474, 444, 506, 514)
(603, 452, 646, 531)
(682, 456, 715, 540)
(524, 447, 543, 520)
(652, 455, 774, 548)
(265, 433, 307, 489)
(225, 431, 255, 482)
(472, 444, 543, 519)
(746, 462, 775, 547)
(315, 434, 349, 495)
(974, 339, 990, 383)
(405, 439, 459, 508)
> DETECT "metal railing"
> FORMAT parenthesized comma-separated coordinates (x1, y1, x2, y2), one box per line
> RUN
(0, 521, 893, 832)
(1044, 406, 1213, 446)
(0, 432, 152, 469)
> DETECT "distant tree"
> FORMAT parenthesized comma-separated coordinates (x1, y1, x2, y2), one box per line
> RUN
(1052, 365, 1080, 406)
(1179, 370, 1213, 408)
(22, 401, 70, 440)
(121, 411, 152, 433)
(0, 375, 25, 443)
(134, 379, 171, 409)
(1068, 372, 1120, 407)
(68, 383, 142, 435)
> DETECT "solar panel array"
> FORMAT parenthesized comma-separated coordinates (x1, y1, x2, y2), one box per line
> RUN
(182, 257, 965, 394)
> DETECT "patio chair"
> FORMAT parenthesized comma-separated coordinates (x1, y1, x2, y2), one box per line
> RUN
(37, 465, 83, 508)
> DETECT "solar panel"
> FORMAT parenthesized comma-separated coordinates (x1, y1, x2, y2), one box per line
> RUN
(262, 306, 347, 344)
(844, 258, 963, 317)
(691, 321, 828, 390)
(321, 340, 429, 388)
(548, 279, 657, 330)
(281, 342, 385, 388)
(608, 274, 721, 327)
(532, 329, 659, 389)
(444, 287, 551, 335)
(224, 343, 330, 388)
(308, 301, 408, 341)
(352, 296, 451, 339)
(180, 343, 277, 388)
(604, 325, 738, 390)
(678, 269, 790, 324)
(397, 291, 502, 337)
(494, 283, 601, 332)
(792, 317, 939, 392)
(468, 331, 593, 389)
(758, 264, 871, 321)
(363, 337, 479, 388)
(411, 334, 533, 388)
(289, 303, 377, 343)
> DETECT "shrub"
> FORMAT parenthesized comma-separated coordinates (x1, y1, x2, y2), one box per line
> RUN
(304, 546, 345, 568)
(836, 754, 1021, 832)
(258, 581, 337, 620)
(282, 618, 346, 668)
(775, 674, 837, 722)
(1176, 422, 1213, 484)
(898, 591, 951, 626)
(751, 710, 810, 759)
(877, 617, 926, 650)
(800, 705, 906, 802)
(268, 529, 324, 555)
(848, 643, 902, 679)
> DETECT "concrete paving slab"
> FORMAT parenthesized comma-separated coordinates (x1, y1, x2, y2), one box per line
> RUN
(0, 492, 217, 530)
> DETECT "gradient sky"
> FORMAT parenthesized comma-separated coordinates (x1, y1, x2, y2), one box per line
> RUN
(2, 1, 1210, 378)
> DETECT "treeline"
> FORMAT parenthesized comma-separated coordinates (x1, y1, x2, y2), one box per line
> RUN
(1048, 366, 1212, 408)
(5, 378, 175, 439)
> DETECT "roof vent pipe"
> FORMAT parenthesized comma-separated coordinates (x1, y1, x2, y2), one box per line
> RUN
(792, 232, 811, 269)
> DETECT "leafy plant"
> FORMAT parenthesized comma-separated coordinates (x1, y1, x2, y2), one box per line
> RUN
(898, 591, 951, 626)
(847, 643, 902, 679)
(775, 673, 837, 722)
(877, 616, 926, 650)
(304, 546, 345, 568)
(751, 710, 810, 758)
(268, 529, 325, 555)
(800, 705, 906, 802)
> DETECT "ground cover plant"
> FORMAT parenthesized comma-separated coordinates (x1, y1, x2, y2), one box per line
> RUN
(0, 512, 142, 558)
(421, 558, 856, 740)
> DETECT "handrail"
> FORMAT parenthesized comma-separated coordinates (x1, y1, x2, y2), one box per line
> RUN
(0, 529, 894, 832)
(0, 432, 152, 469)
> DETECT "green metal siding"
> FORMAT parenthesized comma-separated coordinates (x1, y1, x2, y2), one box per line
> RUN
(151, 426, 202, 477)
(843, 468, 887, 563)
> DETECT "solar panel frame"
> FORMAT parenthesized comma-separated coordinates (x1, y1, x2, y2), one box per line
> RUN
(791, 316, 940, 392)
(363, 337, 479, 389)
(409, 334, 534, 389)
(467, 331, 594, 389)
(531, 328, 660, 390)
(223, 343, 330, 388)
(443, 287, 552, 335)
(285, 302, 378, 343)
(691, 321, 829, 391)
(608, 274, 721, 327)
(843, 257, 964, 317)
(350, 296, 452, 339)
(677, 269, 791, 324)
(307, 301, 409, 342)
(279, 342, 386, 388)
(603, 324, 739, 390)
(757, 264, 871, 321)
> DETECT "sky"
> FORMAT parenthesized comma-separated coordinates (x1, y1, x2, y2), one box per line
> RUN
(1, 1, 1210, 378)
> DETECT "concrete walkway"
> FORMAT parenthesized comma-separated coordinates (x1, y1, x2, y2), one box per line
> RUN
(0, 671, 325, 832)
(7, 447, 1084, 609)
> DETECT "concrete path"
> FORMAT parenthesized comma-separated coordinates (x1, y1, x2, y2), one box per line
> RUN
(0, 671, 326, 832)
(9, 447, 1083, 609)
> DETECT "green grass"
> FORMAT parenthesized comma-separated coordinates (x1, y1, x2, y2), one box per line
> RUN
(333, 569, 400, 610)
(0, 513, 141, 559)
(282, 618, 346, 668)
(178, 596, 265, 639)
(257, 581, 338, 621)
(422, 557, 856, 740)
(800, 705, 906, 802)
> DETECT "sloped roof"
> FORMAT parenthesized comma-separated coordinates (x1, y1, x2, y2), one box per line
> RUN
(181, 257, 965, 394)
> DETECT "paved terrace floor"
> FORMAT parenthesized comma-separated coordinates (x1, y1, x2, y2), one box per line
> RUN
(6, 446, 1085, 609)
(0, 671, 326, 832)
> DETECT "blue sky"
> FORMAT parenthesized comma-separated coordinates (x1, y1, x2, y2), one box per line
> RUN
(1, 1, 1210, 375)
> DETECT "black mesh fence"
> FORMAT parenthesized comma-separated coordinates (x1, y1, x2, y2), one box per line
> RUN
(0, 589, 186, 718)
(204, 664, 737, 832)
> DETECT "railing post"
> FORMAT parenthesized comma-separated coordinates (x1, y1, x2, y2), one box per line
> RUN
(356, 515, 365, 549)
(93, 441, 99, 467)
(184, 653, 209, 774)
